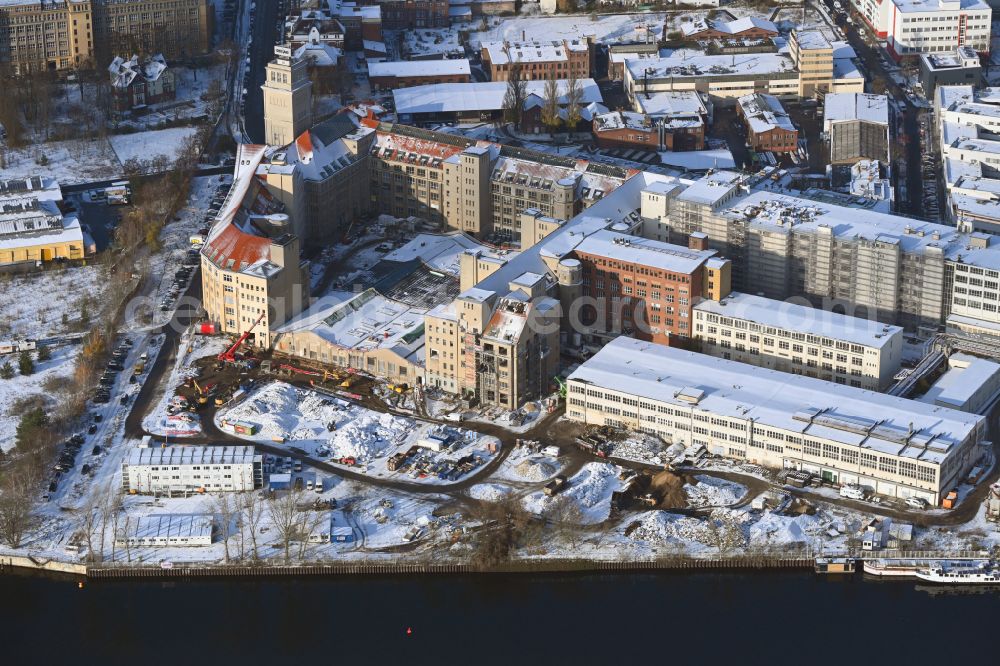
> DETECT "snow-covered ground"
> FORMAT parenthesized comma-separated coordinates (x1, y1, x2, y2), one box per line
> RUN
(141, 331, 230, 438)
(684, 476, 746, 508)
(0, 137, 123, 184)
(0, 264, 107, 340)
(109, 127, 201, 168)
(1, 126, 201, 184)
(217, 382, 501, 485)
(522, 462, 622, 524)
(0, 345, 79, 453)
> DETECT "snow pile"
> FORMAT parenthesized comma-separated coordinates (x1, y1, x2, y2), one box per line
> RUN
(746, 512, 823, 547)
(514, 458, 556, 481)
(612, 433, 668, 465)
(628, 509, 748, 552)
(561, 463, 620, 511)
(328, 411, 409, 462)
(684, 476, 745, 508)
(522, 462, 621, 524)
(219, 382, 347, 442)
(466, 483, 513, 503)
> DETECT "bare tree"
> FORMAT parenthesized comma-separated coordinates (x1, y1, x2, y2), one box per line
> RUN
(563, 73, 583, 135)
(116, 514, 133, 563)
(0, 465, 38, 548)
(501, 62, 528, 130)
(240, 491, 265, 560)
(268, 488, 304, 563)
(296, 510, 327, 560)
(541, 74, 562, 135)
(214, 494, 235, 563)
(551, 495, 584, 550)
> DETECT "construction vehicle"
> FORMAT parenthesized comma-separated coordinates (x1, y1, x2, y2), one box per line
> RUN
(192, 379, 209, 406)
(218, 312, 265, 365)
(553, 376, 568, 398)
(387, 383, 408, 394)
(544, 475, 567, 497)
(340, 377, 354, 389)
(338, 456, 357, 466)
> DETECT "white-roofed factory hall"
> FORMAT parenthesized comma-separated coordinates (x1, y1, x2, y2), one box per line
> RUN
(566, 337, 985, 505)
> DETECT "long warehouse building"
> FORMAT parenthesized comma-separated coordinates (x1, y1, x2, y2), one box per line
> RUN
(566, 337, 986, 505)
(122, 445, 264, 496)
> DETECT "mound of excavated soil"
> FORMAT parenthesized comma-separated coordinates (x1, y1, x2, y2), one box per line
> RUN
(647, 469, 688, 509)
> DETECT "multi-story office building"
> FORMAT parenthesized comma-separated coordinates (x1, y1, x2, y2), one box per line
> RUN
(920, 47, 982, 96)
(200, 145, 310, 349)
(851, 0, 991, 60)
(571, 229, 729, 345)
(624, 49, 864, 104)
(375, 0, 448, 29)
(566, 337, 985, 505)
(789, 29, 833, 98)
(122, 446, 264, 496)
(0, 0, 212, 73)
(693, 291, 904, 391)
(424, 277, 561, 410)
(482, 38, 594, 82)
(257, 116, 373, 245)
(660, 176, 1000, 335)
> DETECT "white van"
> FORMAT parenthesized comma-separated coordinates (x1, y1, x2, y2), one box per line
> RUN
(840, 484, 865, 500)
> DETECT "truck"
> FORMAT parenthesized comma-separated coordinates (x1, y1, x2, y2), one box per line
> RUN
(106, 181, 130, 205)
(544, 475, 567, 497)
(839, 484, 865, 500)
(134, 360, 145, 375)
(0, 339, 36, 355)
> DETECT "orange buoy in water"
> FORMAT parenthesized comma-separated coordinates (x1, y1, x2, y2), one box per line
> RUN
(78, 581, 84, 589)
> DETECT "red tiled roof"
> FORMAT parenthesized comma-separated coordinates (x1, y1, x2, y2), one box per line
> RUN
(203, 144, 274, 272)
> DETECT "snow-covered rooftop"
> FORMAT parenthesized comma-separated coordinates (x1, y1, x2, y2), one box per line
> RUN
(720, 189, 1000, 271)
(368, 59, 471, 78)
(483, 39, 589, 65)
(675, 170, 743, 205)
(593, 111, 654, 133)
(569, 337, 983, 465)
(738, 93, 796, 134)
(919, 352, 1000, 410)
(792, 29, 831, 51)
(890, 0, 988, 12)
(635, 90, 708, 118)
(126, 445, 260, 467)
(824, 93, 890, 125)
(108, 53, 168, 89)
(393, 79, 602, 115)
(628, 52, 795, 81)
(573, 228, 716, 275)
(381, 232, 514, 277)
(695, 291, 903, 348)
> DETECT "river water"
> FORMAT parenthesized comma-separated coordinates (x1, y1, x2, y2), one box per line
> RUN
(2, 571, 994, 663)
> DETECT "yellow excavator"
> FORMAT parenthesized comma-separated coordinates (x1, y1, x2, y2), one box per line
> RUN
(193, 379, 209, 406)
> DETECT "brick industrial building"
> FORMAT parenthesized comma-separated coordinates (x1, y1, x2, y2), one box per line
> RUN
(0, 0, 213, 73)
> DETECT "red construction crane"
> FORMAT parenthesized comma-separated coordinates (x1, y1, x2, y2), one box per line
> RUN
(218, 312, 265, 364)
